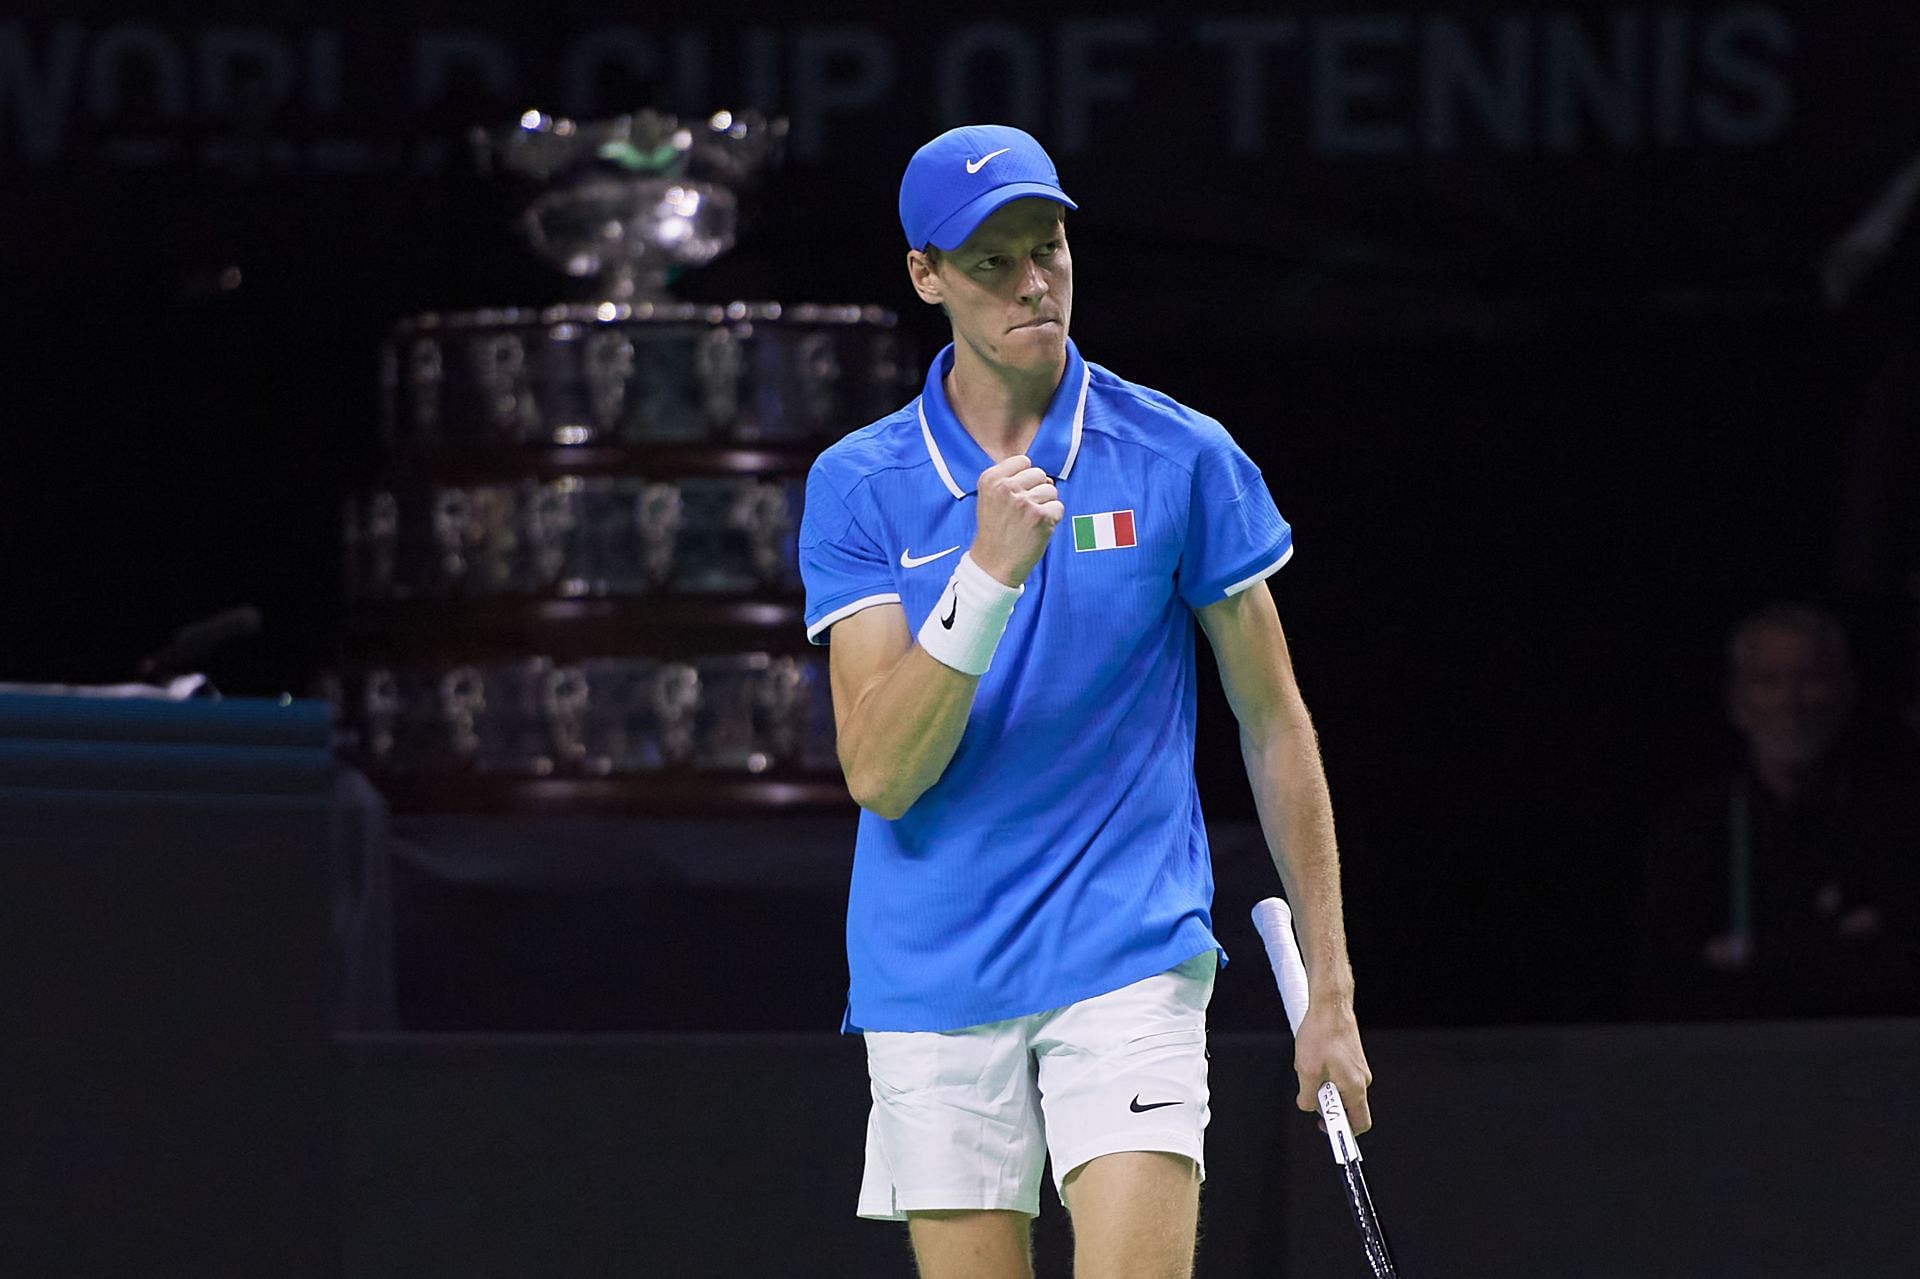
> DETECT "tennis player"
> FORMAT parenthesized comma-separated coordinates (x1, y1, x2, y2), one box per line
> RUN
(799, 124, 1373, 1279)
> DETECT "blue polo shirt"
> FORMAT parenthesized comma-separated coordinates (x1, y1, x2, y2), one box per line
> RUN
(800, 339, 1294, 1032)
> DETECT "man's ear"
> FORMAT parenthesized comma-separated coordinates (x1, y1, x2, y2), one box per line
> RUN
(907, 250, 945, 307)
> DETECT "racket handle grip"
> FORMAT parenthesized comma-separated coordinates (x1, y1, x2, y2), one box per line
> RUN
(1316, 1080, 1362, 1166)
(1252, 896, 1310, 1035)
(1254, 896, 1363, 1166)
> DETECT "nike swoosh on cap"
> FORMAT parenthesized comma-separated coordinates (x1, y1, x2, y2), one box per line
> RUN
(965, 148, 1011, 175)
(900, 546, 960, 569)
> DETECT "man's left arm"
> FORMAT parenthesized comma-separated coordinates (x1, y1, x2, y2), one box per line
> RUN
(1196, 579, 1374, 1132)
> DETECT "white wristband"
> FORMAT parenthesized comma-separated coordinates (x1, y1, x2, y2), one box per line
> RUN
(916, 553, 1024, 676)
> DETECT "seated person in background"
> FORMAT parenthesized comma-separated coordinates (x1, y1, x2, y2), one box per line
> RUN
(1636, 603, 1918, 1018)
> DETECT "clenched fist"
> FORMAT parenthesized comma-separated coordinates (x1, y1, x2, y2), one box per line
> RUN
(969, 454, 1064, 587)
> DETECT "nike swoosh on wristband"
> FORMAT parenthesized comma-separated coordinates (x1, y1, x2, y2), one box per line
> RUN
(1129, 1096, 1182, 1113)
(900, 546, 960, 569)
(965, 148, 1011, 174)
(940, 592, 958, 629)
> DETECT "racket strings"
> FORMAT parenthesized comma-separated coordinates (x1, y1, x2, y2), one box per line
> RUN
(1343, 1162, 1398, 1278)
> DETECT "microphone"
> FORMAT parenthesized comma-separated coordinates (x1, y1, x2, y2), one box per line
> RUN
(137, 605, 263, 678)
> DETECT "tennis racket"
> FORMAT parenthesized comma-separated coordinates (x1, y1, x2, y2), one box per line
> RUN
(1252, 896, 1399, 1278)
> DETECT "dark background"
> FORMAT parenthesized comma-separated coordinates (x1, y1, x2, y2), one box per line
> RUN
(5, 0, 1919, 1029)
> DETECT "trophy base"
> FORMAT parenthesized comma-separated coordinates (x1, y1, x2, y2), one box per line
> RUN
(371, 770, 851, 817)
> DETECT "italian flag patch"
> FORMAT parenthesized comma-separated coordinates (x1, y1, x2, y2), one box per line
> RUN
(1072, 509, 1137, 552)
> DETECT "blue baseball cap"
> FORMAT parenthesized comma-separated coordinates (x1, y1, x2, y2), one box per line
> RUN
(899, 124, 1077, 251)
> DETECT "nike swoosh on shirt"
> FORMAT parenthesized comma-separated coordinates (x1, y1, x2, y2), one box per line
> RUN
(900, 546, 960, 569)
(966, 148, 1011, 174)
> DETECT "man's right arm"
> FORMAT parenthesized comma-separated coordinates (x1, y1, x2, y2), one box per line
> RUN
(825, 452, 1062, 819)
(829, 604, 981, 819)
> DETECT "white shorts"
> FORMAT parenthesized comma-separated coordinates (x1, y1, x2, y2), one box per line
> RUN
(856, 951, 1216, 1221)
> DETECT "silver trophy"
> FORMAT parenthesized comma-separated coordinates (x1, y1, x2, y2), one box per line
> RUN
(335, 102, 875, 807)
(473, 108, 789, 300)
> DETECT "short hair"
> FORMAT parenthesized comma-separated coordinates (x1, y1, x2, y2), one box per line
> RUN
(1726, 602, 1851, 676)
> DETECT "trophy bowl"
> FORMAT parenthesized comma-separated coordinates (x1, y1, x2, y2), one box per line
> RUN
(522, 177, 738, 297)
(474, 108, 787, 300)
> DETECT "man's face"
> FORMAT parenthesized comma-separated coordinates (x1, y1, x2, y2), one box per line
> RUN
(1727, 625, 1854, 769)
(909, 198, 1072, 376)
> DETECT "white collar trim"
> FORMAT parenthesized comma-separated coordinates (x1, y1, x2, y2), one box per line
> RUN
(1057, 360, 1091, 480)
(917, 399, 967, 500)
(916, 359, 1091, 498)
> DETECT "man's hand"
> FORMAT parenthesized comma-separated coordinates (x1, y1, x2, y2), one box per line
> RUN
(969, 454, 1063, 586)
(1293, 1001, 1374, 1134)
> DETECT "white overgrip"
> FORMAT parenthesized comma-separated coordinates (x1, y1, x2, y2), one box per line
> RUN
(1252, 896, 1363, 1166)
(1251, 896, 1310, 1034)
